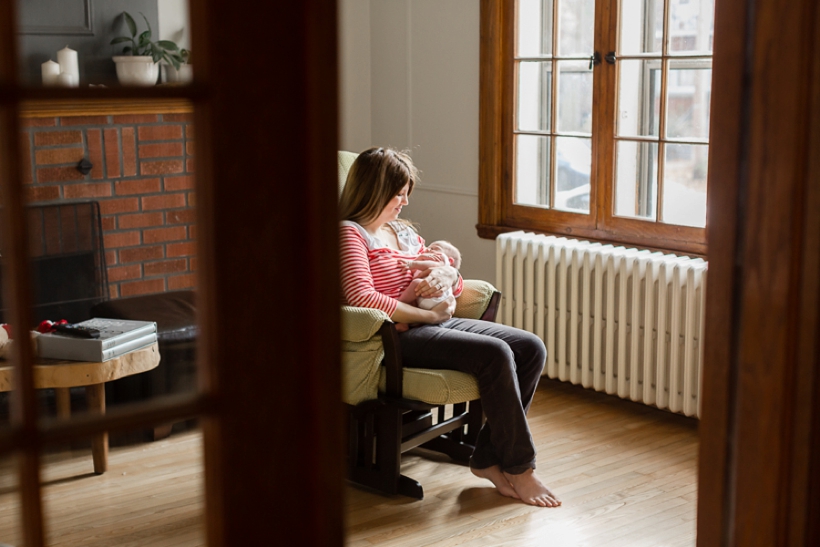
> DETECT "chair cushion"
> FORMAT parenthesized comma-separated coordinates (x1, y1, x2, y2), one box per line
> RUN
(338, 150, 358, 194)
(90, 290, 197, 344)
(379, 367, 480, 405)
(454, 280, 497, 320)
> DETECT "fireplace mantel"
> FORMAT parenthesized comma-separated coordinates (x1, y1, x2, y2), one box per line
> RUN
(20, 98, 193, 118)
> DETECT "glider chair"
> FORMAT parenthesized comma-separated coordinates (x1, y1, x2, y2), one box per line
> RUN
(339, 151, 501, 499)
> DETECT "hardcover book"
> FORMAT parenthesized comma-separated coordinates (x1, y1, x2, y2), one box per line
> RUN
(36, 318, 158, 362)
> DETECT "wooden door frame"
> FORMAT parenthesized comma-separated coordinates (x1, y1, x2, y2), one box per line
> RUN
(194, 0, 343, 545)
(697, 0, 820, 543)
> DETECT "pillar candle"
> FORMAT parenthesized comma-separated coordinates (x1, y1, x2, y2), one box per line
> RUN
(56, 72, 78, 88)
(41, 60, 60, 86)
(57, 46, 79, 78)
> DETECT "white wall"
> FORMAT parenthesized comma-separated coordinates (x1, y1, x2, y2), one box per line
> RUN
(338, 0, 372, 152)
(157, 0, 190, 49)
(339, 0, 496, 283)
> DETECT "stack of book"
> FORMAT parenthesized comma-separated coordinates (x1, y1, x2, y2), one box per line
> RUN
(36, 318, 158, 362)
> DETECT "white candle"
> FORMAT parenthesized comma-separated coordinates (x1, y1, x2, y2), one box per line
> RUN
(56, 72, 78, 88)
(41, 60, 60, 86)
(57, 46, 79, 78)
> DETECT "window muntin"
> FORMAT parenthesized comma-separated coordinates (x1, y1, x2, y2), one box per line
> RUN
(514, 0, 594, 214)
(614, 0, 714, 228)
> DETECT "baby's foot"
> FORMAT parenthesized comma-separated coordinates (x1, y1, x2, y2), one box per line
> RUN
(470, 465, 519, 499)
(503, 468, 561, 507)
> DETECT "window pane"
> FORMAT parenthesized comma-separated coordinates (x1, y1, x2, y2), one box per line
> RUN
(615, 140, 659, 220)
(558, 0, 595, 56)
(669, 0, 715, 54)
(619, 0, 664, 54)
(666, 64, 712, 140)
(0, 454, 22, 546)
(515, 134, 551, 207)
(557, 61, 593, 135)
(663, 143, 707, 227)
(518, 62, 552, 132)
(518, 0, 554, 57)
(617, 60, 661, 138)
(554, 136, 591, 213)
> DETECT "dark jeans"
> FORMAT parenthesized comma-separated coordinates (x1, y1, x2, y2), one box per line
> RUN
(398, 318, 547, 474)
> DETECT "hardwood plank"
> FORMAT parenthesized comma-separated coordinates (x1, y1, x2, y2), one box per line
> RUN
(345, 379, 698, 547)
(0, 378, 697, 547)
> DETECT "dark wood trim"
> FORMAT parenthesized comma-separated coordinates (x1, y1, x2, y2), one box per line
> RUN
(20, 98, 193, 118)
(197, 0, 342, 545)
(478, 0, 506, 227)
(0, 0, 45, 544)
(697, 0, 820, 544)
(803, 7, 820, 541)
(476, 221, 708, 257)
(0, 394, 210, 455)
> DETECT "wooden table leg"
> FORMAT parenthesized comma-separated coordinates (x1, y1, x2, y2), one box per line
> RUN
(85, 384, 108, 474)
(54, 388, 71, 419)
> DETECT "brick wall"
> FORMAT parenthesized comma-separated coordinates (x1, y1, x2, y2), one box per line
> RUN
(20, 112, 197, 299)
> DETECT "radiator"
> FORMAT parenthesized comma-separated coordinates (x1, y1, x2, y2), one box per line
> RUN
(496, 231, 707, 418)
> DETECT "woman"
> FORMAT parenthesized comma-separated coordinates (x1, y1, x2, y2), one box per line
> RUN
(339, 147, 560, 508)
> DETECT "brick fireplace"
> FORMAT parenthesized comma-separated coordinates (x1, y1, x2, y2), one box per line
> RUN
(20, 107, 197, 298)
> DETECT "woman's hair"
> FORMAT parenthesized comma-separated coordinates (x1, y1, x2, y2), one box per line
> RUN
(339, 147, 419, 225)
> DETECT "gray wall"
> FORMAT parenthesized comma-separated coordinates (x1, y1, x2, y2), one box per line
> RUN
(18, 0, 159, 86)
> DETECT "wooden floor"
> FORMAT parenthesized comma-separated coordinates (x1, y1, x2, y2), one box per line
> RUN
(0, 379, 698, 546)
(0, 430, 206, 547)
(346, 379, 699, 547)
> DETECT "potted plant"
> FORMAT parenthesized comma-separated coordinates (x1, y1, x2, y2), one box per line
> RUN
(163, 48, 193, 84)
(110, 12, 185, 86)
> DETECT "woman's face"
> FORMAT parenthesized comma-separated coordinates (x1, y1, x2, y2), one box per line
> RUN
(374, 183, 410, 225)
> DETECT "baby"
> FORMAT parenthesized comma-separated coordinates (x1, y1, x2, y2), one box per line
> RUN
(398, 240, 462, 310)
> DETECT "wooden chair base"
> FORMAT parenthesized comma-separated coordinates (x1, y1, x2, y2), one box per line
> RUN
(347, 397, 483, 499)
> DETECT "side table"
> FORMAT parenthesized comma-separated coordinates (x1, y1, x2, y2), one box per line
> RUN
(0, 342, 160, 474)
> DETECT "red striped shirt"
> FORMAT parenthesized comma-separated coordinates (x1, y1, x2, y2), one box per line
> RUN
(340, 222, 463, 316)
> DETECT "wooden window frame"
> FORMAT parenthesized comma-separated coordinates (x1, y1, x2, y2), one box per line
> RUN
(479, 0, 709, 256)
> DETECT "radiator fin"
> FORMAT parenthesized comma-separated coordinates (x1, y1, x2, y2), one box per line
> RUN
(496, 232, 707, 418)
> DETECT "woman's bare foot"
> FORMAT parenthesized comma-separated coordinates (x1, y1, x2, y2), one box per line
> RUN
(503, 469, 561, 507)
(470, 465, 520, 499)
(394, 322, 410, 332)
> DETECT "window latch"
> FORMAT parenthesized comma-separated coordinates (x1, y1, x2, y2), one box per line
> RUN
(605, 51, 617, 64)
(589, 51, 602, 70)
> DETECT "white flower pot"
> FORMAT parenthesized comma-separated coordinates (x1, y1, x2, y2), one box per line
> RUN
(113, 56, 159, 87)
(162, 63, 193, 84)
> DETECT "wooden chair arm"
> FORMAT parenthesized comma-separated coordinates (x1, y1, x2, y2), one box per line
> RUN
(378, 321, 403, 399)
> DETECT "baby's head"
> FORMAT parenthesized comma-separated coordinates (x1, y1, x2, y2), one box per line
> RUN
(428, 240, 462, 269)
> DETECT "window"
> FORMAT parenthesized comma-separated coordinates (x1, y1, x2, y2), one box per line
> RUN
(479, 0, 715, 254)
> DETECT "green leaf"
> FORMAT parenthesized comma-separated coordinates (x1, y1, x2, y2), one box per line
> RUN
(110, 36, 132, 45)
(124, 12, 137, 38)
(165, 54, 181, 71)
(122, 46, 132, 55)
(152, 50, 162, 63)
(138, 30, 151, 47)
(157, 40, 179, 51)
(140, 12, 153, 38)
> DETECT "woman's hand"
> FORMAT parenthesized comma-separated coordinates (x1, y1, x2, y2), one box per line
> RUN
(414, 265, 458, 298)
(390, 295, 456, 326)
(428, 295, 456, 324)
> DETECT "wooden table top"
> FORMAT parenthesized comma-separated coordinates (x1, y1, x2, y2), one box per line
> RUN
(0, 342, 160, 392)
